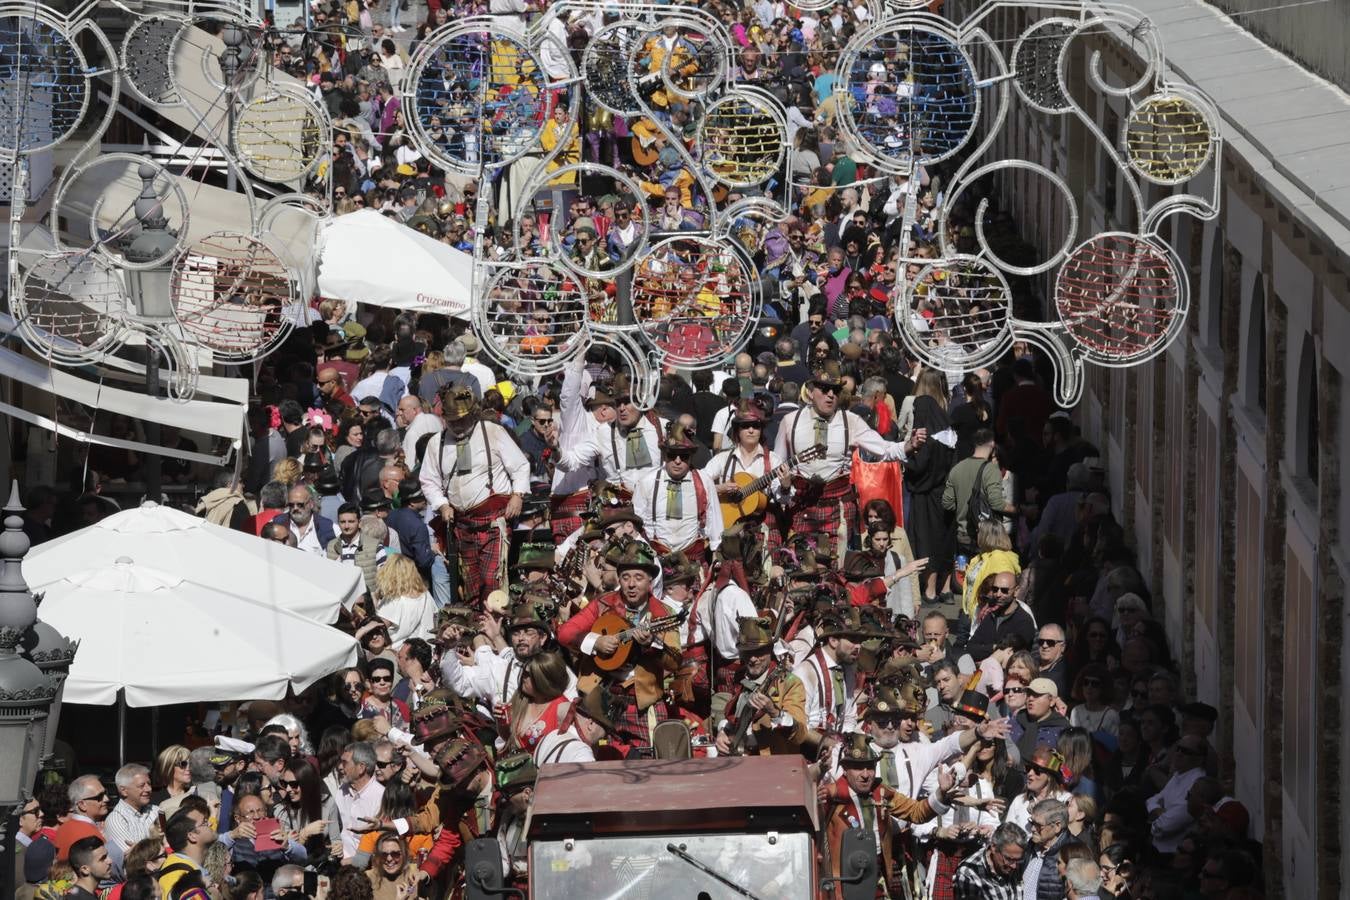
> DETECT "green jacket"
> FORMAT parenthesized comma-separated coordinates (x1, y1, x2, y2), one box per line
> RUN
(941, 454, 1006, 547)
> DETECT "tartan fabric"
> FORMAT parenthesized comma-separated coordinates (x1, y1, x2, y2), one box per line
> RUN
(674, 644, 712, 715)
(929, 842, 972, 900)
(951, 847, 1020, 900)
(549, 489, 590, 544)
(611, 691, 671, 750)
(714, 658, 745, 694)
(454, 496, 509, 606)
(788, 476, 858, 550)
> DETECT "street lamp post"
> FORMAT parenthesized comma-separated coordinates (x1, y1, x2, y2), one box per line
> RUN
(220, 24, 246, 193)
(119, 162, 181, 503)
(0, 483, 75, 900)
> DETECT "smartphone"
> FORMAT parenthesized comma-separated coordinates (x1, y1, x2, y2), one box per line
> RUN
(303, 871, 319, 896)
(253, 817, 284, 852)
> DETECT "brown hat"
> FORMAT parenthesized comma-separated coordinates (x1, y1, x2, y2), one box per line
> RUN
(662, 422, 698, 454)
(817, 607, 870, 640)
(661, 551, 700, 587)
(412, 688, 466, 746)
(838, 731, 880, 765)
(504, 596, 554, 636)
(717, 523, 756, 563)
(434, 737, 488, 789)
(597, 504, 644, 530)
(810, 359, 845, 389)
(876, 657, 927, 694)
(516, 542, 556, 570)
(603, 536, 661, 575)
(842, 550, 884, 582)
(587, 384, 616, 409)
(735, 615, 775, 654)
(575, 687, 622, 735)
(440, 384, 479, 421)
(864, 684, 905, 720)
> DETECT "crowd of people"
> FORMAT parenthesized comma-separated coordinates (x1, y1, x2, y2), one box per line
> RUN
(9, 1, 1263, 900)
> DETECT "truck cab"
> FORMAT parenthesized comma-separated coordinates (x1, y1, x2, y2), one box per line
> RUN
(525, 755, 820, 899)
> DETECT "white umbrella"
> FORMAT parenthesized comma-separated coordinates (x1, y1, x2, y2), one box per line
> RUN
(315, 209, 473, 318)
(37, 557, 358, 707)
(24, 502, 362, 623)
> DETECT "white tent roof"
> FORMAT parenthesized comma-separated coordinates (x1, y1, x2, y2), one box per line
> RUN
(315, 210, 473, 318)
(37, 557, 358, 707)
(25, 502, 363, 624)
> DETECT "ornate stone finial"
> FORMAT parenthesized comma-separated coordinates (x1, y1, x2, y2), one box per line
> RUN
(0, 480, 37, 635)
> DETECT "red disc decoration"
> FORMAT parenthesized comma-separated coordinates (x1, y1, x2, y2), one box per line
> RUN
(1055, 233, 1182, 364)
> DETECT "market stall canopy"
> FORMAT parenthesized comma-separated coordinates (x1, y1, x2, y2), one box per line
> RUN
(36, 556, 357, 707)
(315, 210, 473, 317)
(24, 502, 363, 624)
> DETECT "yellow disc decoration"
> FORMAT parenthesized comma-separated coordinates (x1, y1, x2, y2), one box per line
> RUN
(1124, 94, 1213, 185)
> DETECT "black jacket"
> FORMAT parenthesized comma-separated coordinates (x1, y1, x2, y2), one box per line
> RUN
(965, 605, 1037, 662)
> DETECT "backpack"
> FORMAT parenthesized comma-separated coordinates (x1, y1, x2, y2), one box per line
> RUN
(965, 458, 996, 541)
(157, 863, 211, 900)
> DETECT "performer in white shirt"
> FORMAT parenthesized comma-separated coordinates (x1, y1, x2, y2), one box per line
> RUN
(793, 608, 870, 744)
(774, 360, 927, 558)
(704, 398, 794, 557)
(555, 372, 666, 493)
(418, 385, 530, 605)
(631, 423, 723, 565)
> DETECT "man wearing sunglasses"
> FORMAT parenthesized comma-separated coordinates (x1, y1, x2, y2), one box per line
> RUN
(53, 775, 111, 861)
(556, 372, 667, 494)
(965, 565, 1036, 663)
(632, 424, 723, 566)
(774, 359, 927, 558)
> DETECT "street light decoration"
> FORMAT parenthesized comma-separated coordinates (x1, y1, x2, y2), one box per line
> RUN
(3, 0, 1217, 411)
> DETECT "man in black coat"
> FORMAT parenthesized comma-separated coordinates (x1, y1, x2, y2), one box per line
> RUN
(965, 568, 1036, 661)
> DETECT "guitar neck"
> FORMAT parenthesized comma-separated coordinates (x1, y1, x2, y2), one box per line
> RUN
(617, 613, 681, 641)
(740, 449, 813, 496)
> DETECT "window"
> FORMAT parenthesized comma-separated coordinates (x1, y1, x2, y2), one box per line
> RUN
(1204, 226, 1224, 349)
(1282, 553, 1315, 825)
(1248, 276, 1267, 413)
(1234, 474, 1263, 710)
(1194, 413, 1218, 632)
(1294, 335, 1319, 484)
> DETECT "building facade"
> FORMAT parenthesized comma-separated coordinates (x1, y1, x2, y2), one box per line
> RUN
(946, 1, 1350, 896)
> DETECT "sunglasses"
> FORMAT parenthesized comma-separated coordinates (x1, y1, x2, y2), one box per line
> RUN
(279, 779, 300, 789)
(1004, 687, 1026, 694)
(174, 759, 191, 768)
(666, 451, 693, 461)
(377, 758, 402, 769)
(20, 805, 40, 817)
(984, 586, 1014, 595)
(370, 674, 394, 683)
(870, 716, 906, 728)
(378, 851, 404, 860)
(534, 418, 553, 425)
(813, 383, 841, 395)
(288, 501, 309, 509)
(1036, 638, 1063, 647)
(81, 792, 108, 803)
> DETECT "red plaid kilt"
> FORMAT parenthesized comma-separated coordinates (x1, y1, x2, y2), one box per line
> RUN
(453, 495, 509, 606)
(549, 489, 590, 544)
(788, 476, 858, 551)
(713, 657, 745, 694)
(927, 842, 971, 900)
(611, 693, 671, 750)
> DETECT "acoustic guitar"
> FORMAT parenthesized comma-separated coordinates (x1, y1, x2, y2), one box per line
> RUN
(591, 607, 689, 672)
(719, 444, 826, 527)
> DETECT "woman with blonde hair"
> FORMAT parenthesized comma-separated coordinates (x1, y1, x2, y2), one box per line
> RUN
(363, 831, 420, 900)
(960, 518, 1018, 619)
(373, 555, 435, 648)
(150, 744, 194, 816)
(271, 457, 303, 486)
